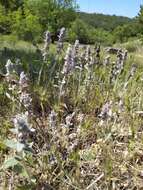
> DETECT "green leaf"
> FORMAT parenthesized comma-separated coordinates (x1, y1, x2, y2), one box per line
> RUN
(4, 139, 25, 152)
(1, 157, 19, 170)
(16, 142, 25, 152)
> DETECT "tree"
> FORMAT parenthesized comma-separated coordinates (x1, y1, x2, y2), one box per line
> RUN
(113, 20, 142, 43)
(0, 4, 12, 33)
(138, 5, 143, 25)
(68, 19, 90, 44)
(89, 28, 114, 45)
(138, 5, 143, 37)
(11, 8, 42, 42)
(0, 0, 24, 10)
(24, 0, 76, 37)
(0, 0, 77, 41)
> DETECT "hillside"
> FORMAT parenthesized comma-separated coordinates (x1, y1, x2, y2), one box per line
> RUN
(78, 12, 132, 31)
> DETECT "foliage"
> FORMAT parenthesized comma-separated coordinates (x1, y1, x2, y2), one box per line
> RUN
(1, 1, 143, 45)
(11, 8, 42, 42)
(67, 19, 114, 45)
(78, 12, 132, 31)
(89, 28, 115, 45)
(113, 20, 142, 43)
(0, 0, 77, 42)
(67, 19, 90, 44)
(77, 8, 143, 44)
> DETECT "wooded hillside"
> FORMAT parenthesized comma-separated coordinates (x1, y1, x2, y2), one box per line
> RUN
(78, 12, 132, 31)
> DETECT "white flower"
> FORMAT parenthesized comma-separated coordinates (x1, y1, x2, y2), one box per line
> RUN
(65, 112, 75, 128)
(20, 92, 32, 108)
(19, 72, 28, 87)
(62, 44, 75, 75)
(85, 45, 91, 63)
(58, 27, 66, 42)
(49, 110, 57, 128)
(57, 27, 66, 53)
(5, 59, 14, 76)
(99, 101, 112, 120)
(42, 30, 51, 61)
(73, 40, 79, 55)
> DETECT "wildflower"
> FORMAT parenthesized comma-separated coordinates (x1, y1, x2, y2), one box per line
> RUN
(65, 112, 75, 128)
(19, 72, 28, 89)
(5, 59, 15, 76)
(19, 72, 32, 113)
(85, 45, 91, 63)
(72, 40, 80, 67)
(77, 113, 84, 124)
(122, 50, 128, 61)
(99, 101, 112, 120)
(110, 50, 125, 83)
(48, 110, 57, 128)
(79, 46, 86, 69)
(58, 27, 66, 42)
(42, 31, 51, 61)
(19, 92, 32, 109)
(62, 44, 75, 75)
(94, 44, 101, 64)
(68, 140, 78, 152)
(57, 27, 66, 53)
(73, 40, 79, 56)
(12, 112, 35, 151)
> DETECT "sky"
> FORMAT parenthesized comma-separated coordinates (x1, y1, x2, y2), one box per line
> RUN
(76, 0, 143, 18)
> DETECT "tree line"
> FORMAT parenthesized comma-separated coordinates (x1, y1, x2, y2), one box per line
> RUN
(0, 0, 76, 43)
(76, 11, 143, 45)
(0, 0, 143, 45)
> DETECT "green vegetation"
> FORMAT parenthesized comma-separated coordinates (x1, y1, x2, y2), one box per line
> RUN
(0, 0, 143, 45)
(78, 12, 132, 31)
(77, 11, 143, 44)
(0, 0, 76, 43)
(1, 0, 143, 189)
(0, 30, 143, 189)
